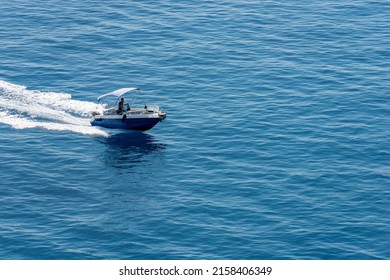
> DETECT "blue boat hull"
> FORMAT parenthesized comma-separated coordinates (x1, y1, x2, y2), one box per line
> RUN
(91, 117, 162, 131)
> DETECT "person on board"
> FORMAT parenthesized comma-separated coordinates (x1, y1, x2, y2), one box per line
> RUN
(117, 97, 124, 114)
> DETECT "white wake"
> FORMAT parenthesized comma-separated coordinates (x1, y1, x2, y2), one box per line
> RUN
(0, 80, 108, 136)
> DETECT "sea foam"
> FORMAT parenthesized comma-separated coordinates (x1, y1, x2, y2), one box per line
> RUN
(0, 80, 108, 136)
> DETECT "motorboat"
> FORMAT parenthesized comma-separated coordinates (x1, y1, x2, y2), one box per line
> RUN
(90, 88, 166, 130)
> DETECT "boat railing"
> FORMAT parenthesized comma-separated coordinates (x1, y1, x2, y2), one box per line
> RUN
(103, 108, 117, 115)
(103, 105, 161, 116)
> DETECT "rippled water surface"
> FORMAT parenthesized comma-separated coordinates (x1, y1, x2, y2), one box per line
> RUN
(0, 0, 389, 259)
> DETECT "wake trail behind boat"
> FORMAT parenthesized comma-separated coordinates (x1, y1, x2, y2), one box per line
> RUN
(0, 80, 108, 136)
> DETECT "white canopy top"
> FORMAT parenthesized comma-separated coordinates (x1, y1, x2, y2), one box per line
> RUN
(97, 87, 139, 101)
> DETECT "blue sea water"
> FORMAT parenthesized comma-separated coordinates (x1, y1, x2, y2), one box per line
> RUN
(0, 0, 389, 260)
